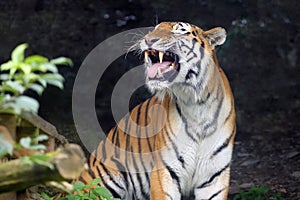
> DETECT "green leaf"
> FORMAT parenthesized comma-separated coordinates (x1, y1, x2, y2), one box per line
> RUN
(11, 43, 28, 63)
(21, 156, 34, 166)
(0, 61, 16, 71)
(41, 192, 54, 200)
(45, 79, 64, 89)
(29, 83, 45, 95)
(15, 95, 39, 112)
(41, 63, 58, 73)
(24, 55, 48, 64)
(65, 194, 77, 200)
(72, 182, 85, 191)
(0, 83, 20, 94)
(89, 178, 101, 185)
(28, 144, 47, 150)
(50, 57, 73, 66)
(36, 134, 49, 142)
(20, 63, 31, 74)
(0, 135, 14, 158)
(0, 103, 21, 115)
(19, 136, 47, 150)
(38, 78, 47, 87)
(92, 186, 112, 199)
(9, 67, 18, 80)
(42, 73, 64, 81)
(0, 74, 9, 80)
(29, 154, 54, 169)
(6, 81, 25, 93)
(19, 137, 32, 149)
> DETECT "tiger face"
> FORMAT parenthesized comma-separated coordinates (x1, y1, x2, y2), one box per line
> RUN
(140, 22, 226, 100)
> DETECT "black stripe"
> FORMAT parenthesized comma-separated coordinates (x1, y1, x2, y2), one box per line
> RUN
(165, 100, 184, 168)
(165, 165, 182, 197)
(224, 102, 233, 124)
(101, 139, 107, 161)
(200, 41, 205, 48)
(144, 98, 153, 153)
(198, 92, 211, 104)
(99, 162, 124, 191)
(175, 103, 197, 142)
(131, 146, 149, 199)
(185, 69, 199, 80)
(164, 126, 184, 168)
(92, 152, 97, 166)
(127, 171, 137, 196)
(111, 127, 118, 144)
(197, 162, 230, 189)
(95, 165, 122, 198)
(78, 176, 88, 184)
(203, 86, 224, 135)
(124, 114, 131, 163)
(195, 64, 208, 90)
(86, 158, 96, 179)
(115, 128, 120, 158)
(136, 103, 143, 153)
(110, 157, 128, 188)
(211, 127, 235, 157)
(141, 98, 152, 183)
(208, 188, 224, 200)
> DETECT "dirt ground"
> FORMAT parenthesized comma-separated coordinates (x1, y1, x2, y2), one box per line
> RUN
(0, 0, 299, 199)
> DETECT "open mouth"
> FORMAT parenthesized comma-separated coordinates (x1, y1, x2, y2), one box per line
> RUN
(144, 50, 180, 82)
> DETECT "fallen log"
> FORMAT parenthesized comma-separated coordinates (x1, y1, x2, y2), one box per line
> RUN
(0, 144, 85, 193)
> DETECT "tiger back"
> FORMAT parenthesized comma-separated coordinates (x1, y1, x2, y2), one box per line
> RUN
(77, 22, 236, 200)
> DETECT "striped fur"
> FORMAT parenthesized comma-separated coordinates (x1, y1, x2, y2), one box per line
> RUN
(75, 22, 236, 200)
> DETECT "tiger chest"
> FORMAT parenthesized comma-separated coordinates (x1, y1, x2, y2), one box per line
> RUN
(164, 106, 232, 191)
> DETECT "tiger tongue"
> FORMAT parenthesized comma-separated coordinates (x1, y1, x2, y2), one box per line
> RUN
(147, 61, 172, 78)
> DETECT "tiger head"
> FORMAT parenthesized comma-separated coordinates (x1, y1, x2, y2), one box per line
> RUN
(139, 22, 226, 103)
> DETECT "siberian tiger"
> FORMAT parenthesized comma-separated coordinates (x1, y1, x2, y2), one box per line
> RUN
(76, 22, 236, 200)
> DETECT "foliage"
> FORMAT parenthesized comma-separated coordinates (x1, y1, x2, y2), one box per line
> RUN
(41, 178, 121, 200)
(0, 134, 14, 157)
(0, 133, 54, 169)
(0, 43, 72, 114)
(231, 186, 286, 200)
(0, 133, 48, 158)
(18, 134, 49, 150)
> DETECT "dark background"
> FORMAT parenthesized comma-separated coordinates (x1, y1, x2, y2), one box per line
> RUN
(0, 0, 299, 199)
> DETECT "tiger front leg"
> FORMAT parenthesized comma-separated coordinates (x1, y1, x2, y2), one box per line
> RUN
(150, 167, 181, 200)
(194, 166, 230, 200)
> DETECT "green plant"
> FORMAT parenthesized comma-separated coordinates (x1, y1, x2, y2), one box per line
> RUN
(0, 134, 13, 157)
(0, 43, 72, 114)
(232, 186, 286, 200)
(41, 178, 121, 200)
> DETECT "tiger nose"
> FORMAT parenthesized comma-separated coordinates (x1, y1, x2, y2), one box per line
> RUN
(145, 37, 159, 46)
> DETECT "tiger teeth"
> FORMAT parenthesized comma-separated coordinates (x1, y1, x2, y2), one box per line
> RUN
(157, 68, 162, 76)
(169, 63, 175, 69)
(144, 51, 149, 63)
(159, 51, 164, 63)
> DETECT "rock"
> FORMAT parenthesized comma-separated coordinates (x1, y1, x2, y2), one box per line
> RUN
(291, 171, 300, 179)
(240, 182, 255, 189)
(286, 151, 299, 159)
(240, 159, 260, 166)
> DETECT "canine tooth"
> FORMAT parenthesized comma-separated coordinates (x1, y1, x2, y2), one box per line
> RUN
(169, 63, 174, 69)
(157, 68, 162, 76)
(159, 51, 164, 63)
(144, 51, 149, 63)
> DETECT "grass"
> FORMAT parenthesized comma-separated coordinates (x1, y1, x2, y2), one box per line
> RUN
(230, 186, 286, 200)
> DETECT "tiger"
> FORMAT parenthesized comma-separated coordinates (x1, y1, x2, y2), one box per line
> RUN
(74, 22, 236, 200)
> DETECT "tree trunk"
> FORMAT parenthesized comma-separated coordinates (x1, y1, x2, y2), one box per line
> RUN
(0, 144, 85, 194)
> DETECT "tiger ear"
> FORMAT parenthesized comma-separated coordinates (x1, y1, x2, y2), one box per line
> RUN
(203, 27, 226, 49)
